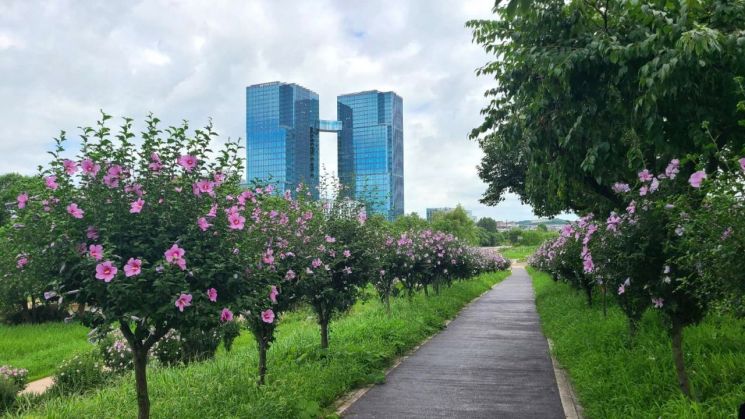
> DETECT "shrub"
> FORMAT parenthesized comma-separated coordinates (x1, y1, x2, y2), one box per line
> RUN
(0, 376, 20, 413)
(0, 365, 28, 389)
(529, 153, 745, 399)
(221, 320, 241, 352)
(0, 365, 27, 413)
(97, 328, 133, 373)
(6, 113, 245, 418)
(149, 329, 183, 366)
(53, 351, 108, 395)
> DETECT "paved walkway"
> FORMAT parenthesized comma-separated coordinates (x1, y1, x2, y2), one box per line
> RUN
(344, 268, 564, 418)
(20, 376, 54, 395)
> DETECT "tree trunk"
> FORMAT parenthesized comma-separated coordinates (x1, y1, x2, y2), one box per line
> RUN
(602, 286, 607, 318)
(257, 337, 267, 385)
(671, 321, 692, 398)
(320, 317, 329, 349)
(628, 317, 639, 342)
(76, 303, 86, 316)
(423, 284, 429, 297)
(584, 285, 593, 307)
(384, 294, 391, 316)
(133, 349, 150, 419)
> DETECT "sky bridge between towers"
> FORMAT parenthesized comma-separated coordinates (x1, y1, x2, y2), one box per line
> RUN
(318, 119, 342, 132)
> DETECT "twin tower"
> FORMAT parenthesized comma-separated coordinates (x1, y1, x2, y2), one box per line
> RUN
(245, 81, 404, 219)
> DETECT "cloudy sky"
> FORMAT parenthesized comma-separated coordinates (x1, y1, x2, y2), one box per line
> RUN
(0, 0, 564, 221)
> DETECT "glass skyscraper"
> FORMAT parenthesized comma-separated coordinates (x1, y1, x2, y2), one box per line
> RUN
(245, 82, 403, 219)
(337, 90, 403, 219)
(245, 82, 320, 196)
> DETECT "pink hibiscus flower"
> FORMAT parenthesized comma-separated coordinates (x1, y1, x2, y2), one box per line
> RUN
(738, 157, 745, 172)
(197, 217, 211, 231)
(95, 261, 118, 282)
(175, 293, 192, 312)
(130, 198, 145, 213)
(207, 204, 218, 218)
(164, 244, 187, 270)
(638, 169, 653, 182)
(262, 249, 275, 265)
(86, 226, 99, 240)
(193, 180, 215, 197)
(652, 297, 664, 308)
(45, 175, 59, 190)
(177, 155, 198, 172)
(80, 159, 100, 176)
(17, 193, 28, 209)
(103, 174, 119, 188)
(343, 249, 351, 258)
(123, 258, 142, 277)
(665, 159, 680, 179)
(689, 170, 706, 188)
(16, 256, 28, 269)
(269, 285, 279, 303)
(207, 287, 218, 302)
(285, 270, 296, 280)
(66, 203, 84, 219)
(63, 159, 78, 175)
(88, 244, 103, 261)
(227, 212, 245, 230)
(220, 308, 233, 322)
(261, 309, 275, 324)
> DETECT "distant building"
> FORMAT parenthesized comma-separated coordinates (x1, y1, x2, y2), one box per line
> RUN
(495, 221, 518, 232)
(338, 90, 404, 220)
(246, 81, 320, 197)
(426, 207, 452, 221)
(245, 82, 404, 219)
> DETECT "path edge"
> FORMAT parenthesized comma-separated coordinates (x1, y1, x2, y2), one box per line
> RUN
(548, 338, 584, 419)
(333, 272, 508, 416)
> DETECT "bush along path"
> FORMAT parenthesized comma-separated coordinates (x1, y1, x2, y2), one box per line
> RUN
(343, 267, 564, 418)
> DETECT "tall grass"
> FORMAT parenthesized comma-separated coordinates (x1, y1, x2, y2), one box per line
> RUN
(530, 268, 745, 418)
(6, 271, 510, 418)
(501, 245, 537, 261)
(0, 323, 90, 380)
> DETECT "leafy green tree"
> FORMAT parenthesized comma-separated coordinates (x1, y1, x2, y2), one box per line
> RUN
(9, 113, 245, 419)
(467, 0, 745, 216)
(391, 212, 429, 233)
(0, 174, 43, 226)
(431, 205, 479, 245)
(476, 217, 497, 232)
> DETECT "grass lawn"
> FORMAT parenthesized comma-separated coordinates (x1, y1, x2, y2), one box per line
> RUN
(0, 322, 91, 381)
(529, 268, 745, 419)
(7, 270, 510, 418)
(500, 245, 537, 261)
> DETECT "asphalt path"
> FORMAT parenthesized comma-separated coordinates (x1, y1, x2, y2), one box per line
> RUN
(344, 267, 564, 418)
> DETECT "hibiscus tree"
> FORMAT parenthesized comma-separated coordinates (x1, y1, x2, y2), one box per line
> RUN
(11, 113, 244, 419)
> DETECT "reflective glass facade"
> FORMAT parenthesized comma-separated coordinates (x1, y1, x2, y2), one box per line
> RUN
(246, 82, 319, 196)
(337, 91, 403, 220)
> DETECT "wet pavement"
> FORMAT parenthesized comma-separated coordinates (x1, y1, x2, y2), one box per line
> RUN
(344, 268, 564, 419)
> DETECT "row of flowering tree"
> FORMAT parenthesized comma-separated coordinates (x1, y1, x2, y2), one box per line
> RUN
(4, 113, 510, 419)
(529, 153, 745, 399)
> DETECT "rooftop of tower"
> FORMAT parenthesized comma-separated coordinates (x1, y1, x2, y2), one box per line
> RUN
(337, 89, 400, 98)
(247, 81, 317, 93)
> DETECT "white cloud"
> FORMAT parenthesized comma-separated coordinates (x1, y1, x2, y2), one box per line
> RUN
(139, 48, 171, 66)
(0, 0, 563, 222)
(0, 33, 21, 50)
